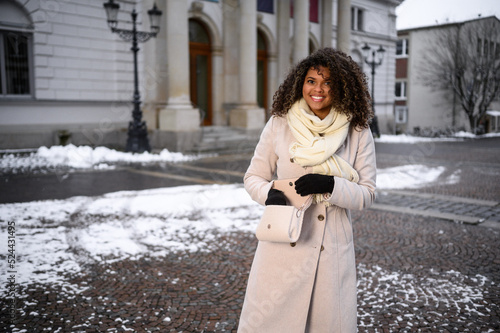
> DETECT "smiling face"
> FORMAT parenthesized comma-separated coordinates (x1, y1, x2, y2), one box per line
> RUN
(302, 66, 334, 120)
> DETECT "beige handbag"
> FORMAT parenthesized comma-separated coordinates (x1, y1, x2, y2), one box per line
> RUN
(256, 178, 313, 243)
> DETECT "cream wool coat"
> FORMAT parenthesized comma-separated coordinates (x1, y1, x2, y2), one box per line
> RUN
(238, 116, 376, 333)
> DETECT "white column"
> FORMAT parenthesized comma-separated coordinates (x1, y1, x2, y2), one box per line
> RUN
(229, 0, 265, 129)
(337, 0, 351, 54)
(267, 52, 278, 116)
(293, 0, 309, 64)
(239, 0, 257, 105)
(142, 1, 165, 129)
(321, 0, 333, 47)
(159, 0, 199, 131)
(211, 46, 224, 125)
(222, 0, 239, 108)
(277, 0, 291, 84)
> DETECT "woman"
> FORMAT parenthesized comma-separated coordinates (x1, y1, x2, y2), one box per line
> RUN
(238, 48, 376, 332)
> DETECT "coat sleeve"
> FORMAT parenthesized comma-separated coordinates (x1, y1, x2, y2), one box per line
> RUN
(326, 127, 377, 210)
(244, 117, 280, 206)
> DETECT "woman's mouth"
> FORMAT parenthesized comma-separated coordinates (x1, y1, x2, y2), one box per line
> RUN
(311, 96, 325, 102)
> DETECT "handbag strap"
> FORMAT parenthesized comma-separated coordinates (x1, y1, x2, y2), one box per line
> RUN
(296, 195, 313, 217)
(288, 195, 313, 241)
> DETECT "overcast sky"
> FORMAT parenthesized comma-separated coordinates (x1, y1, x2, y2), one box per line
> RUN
(396, 0, 500, 30)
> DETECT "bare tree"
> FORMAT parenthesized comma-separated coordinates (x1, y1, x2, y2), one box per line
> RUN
(419, 16, 500, 133)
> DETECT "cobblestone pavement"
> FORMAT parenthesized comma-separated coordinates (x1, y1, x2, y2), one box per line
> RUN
(1, 210, 499, 332)
(353, 210, 500, 332)
(1, 137, 500, 332)
(374, 190, 500, 226)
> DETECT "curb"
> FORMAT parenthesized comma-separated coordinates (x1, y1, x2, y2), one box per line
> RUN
(379, 189, 499, 207)
(370, 203, 482, 224)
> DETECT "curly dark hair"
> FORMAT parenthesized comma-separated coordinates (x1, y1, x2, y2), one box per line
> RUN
(271, 47, 373, 129)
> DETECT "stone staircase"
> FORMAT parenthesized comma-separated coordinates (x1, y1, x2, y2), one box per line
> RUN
(190, 126, 261, 155)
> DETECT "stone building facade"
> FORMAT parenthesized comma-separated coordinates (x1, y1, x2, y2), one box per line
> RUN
(395, 16, 500, 135)
(0, 0, 401, 151)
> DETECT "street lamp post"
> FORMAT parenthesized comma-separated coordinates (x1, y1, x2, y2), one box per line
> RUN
(103, 0, 162, 153)
(362, 43, 385, 138)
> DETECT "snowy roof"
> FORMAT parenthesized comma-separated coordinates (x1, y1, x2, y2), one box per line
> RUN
(486, 110, 500, 117)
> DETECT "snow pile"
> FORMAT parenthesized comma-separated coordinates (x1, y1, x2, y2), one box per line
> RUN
(376, 134, 461, 143)
(377, 132, 500, 143)
(453, 131, 477, 138)
(0, 144, 200, 173)
(377, 165, 459, 190)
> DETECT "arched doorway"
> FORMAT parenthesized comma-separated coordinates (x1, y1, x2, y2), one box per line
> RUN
(189, 19, 212, 126)
(257, 30, 268, 112)
(309, 39, 316, 55)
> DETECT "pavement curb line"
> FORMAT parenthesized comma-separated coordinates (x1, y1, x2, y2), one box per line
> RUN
(173, 163, 246, 178)
(370, 203, 481, 224)
(378, 190, 499, 207)
(126, 168, 230, 185)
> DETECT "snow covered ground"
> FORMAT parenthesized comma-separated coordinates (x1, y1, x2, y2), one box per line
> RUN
(0, 185, 490, 330)
(1, 133, 497, 329)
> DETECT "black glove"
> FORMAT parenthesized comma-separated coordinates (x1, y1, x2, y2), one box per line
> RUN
(265, 189, 287, 206)
(295, 174, 335, 196)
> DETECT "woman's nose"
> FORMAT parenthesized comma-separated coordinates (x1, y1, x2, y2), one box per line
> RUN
(314, 84, 323, 92)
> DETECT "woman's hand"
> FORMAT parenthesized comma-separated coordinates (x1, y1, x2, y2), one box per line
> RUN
(265, 189, 287, 206)
(295, 174, 335, 196)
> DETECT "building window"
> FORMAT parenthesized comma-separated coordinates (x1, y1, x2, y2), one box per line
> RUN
(395, 81, 407, 99)
(396, 38, 409, 57)
(477, 38, 499, 58)
(351, 7, 364, 31)
(310, 0, 319, 23)
(290, 0, 319, 22)
(0, 30, 32, 96)
(395, 106, 408, 124)
(258, 0, 273, 13)
(486, 111, 500, 133)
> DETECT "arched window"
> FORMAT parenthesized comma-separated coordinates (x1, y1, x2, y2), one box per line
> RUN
(0, 1, 33, 97)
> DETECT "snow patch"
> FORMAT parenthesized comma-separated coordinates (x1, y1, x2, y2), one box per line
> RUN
(0, 144, 201, 173)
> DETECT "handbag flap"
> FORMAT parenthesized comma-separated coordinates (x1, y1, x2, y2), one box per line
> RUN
(273, 178, 311, 209)
(256, 205, 302, 243)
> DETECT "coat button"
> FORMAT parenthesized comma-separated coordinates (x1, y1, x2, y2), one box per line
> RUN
(290, 242, 296, 247)
(320, 245, 325, 251)
(318, 214, 325, 221)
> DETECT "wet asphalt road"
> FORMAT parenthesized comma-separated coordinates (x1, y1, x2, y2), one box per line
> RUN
(1, 137, 499, 204)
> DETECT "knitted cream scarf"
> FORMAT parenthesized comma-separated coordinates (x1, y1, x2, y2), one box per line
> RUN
(287, 98, 359, 203)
